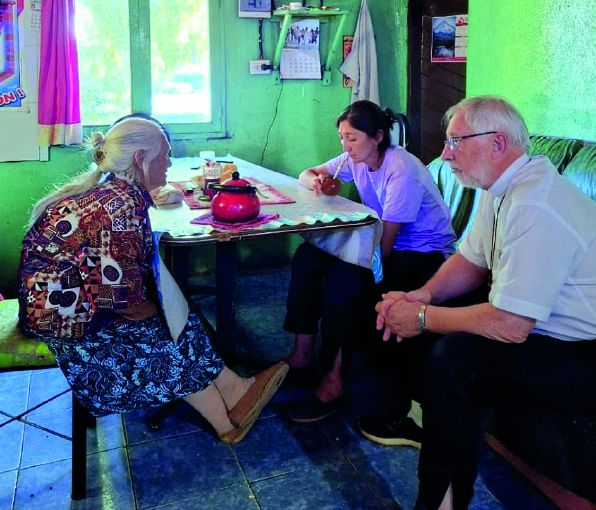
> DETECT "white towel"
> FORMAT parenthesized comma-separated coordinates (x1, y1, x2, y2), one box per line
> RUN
(302, 223, 384, 283)
(340, 0, 380, 105)
(152, 231, 189, 343)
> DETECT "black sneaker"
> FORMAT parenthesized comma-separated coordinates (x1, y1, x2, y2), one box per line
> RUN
(359, 416, 422, 449)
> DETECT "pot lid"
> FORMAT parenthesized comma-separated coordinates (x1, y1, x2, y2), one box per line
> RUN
(208, 172, 257, 194)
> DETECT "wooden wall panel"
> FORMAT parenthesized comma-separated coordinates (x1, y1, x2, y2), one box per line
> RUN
(409, 0, 468, 164)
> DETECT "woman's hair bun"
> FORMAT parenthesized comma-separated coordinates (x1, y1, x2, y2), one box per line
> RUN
(383, 108, 397, 125)
(90, 132, 105, 150)
(89, 132, 106, 165)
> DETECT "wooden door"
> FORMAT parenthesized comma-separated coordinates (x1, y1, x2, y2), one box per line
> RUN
(408, 0, 468, 164)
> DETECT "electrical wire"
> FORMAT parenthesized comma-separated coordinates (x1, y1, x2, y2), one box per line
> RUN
(260, 81, 284, 166)
(258, 19, 264, 60)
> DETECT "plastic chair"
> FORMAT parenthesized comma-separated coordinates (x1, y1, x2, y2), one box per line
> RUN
(0, 298, 94, 500)
(390, 113, 411, 149)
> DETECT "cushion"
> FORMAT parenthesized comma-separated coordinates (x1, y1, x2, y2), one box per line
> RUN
(561, 144, 596, 202)
(0, 299, 56, 369)
(428, 158, 481, 240)
(529, 135, 584, 174)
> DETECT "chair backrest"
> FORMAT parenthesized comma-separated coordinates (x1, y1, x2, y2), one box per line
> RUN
(390, 113, 411, 150)
(427, 158, 481, 241)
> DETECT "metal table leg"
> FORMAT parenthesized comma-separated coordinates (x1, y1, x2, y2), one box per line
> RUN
(166, 242, 239, 361)
(215, 241, 237, 359)
(170, 245, 191, 290)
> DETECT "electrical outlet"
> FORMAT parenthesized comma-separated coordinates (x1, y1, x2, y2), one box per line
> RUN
(249, 59, 271, 75)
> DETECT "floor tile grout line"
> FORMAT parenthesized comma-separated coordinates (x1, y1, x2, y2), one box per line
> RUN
(230, 445, 263, 509)
(11, 373, 33, 509)
(0, 388, 71, 433)
(121, 415, 142, 510)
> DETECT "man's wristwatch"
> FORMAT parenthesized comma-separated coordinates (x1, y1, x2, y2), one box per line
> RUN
(418, 304, 428, 333)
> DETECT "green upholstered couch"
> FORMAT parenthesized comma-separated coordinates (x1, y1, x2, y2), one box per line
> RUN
(428, 135, 596, 505)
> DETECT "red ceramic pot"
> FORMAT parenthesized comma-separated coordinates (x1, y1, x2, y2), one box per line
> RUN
(209, 172, 260, 223)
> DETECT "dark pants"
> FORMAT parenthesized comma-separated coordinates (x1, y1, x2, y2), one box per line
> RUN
(380, 250, 446, 295)
(284, 243, 446, 374)
(283, 242, 375, 371)
(417, 332, 596, 510)
(351, 250, 448, 417)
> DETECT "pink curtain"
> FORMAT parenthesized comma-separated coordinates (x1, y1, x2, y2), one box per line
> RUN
(38, 0, 82, 146)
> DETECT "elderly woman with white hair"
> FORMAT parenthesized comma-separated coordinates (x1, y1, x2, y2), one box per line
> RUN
(17, 117, 287, 444)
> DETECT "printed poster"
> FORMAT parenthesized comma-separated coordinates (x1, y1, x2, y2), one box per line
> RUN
(343, 35, 353, 87)
(0, 0, 24, 108)
(431, 14, 467, 63)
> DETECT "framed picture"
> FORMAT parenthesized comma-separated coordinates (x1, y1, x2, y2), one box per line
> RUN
(238, 0, 272, 18)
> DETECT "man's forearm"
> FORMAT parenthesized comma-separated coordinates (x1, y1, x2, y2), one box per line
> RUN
(424, 302, 536, 343)
(422, 253, 488, 305)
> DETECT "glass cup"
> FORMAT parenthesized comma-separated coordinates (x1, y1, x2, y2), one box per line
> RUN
(203, 160, 222, 198)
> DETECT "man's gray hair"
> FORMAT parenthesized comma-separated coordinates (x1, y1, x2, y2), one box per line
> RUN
(444, 96, 530, 152)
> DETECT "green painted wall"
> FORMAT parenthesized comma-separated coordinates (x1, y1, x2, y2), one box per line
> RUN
(0, 0, 407, 297)
(467, 0, 596, 139)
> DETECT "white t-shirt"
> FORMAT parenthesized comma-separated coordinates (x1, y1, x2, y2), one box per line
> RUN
(459, 154, 596, 341)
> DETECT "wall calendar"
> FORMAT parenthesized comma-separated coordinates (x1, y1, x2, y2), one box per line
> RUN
(280, 19, 321, 80)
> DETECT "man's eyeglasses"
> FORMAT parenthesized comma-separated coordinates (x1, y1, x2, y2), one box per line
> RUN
(444, 131, 498, 151)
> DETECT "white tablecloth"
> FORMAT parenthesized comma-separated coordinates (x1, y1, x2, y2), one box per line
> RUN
(150, 155, 383, 278)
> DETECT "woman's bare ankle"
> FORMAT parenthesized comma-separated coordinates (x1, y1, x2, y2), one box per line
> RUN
(313, 377, 344, 403)
(284, 353, 316, 368)
(214, 368, 254, 410)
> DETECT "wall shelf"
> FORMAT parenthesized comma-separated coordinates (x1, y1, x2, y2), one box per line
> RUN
(271, 9, 348, 86)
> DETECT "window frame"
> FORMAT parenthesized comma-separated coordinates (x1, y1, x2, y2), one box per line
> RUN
(83, 0, 226, 140)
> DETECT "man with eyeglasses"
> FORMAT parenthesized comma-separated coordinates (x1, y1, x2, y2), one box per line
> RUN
(374, 96, 596, 509)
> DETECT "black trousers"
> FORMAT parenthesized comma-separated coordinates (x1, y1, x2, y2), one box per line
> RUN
(417, 332, 596, 510)
(283, 242, 375, 371)
(350, 250, 447, 417)
(284, 243, 445, 373)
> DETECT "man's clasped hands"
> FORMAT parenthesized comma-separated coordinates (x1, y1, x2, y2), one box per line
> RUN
(376, 289, 432, 342)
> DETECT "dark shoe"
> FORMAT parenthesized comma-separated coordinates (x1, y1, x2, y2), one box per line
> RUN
(359, 416, 422, 449)
(413, 499, 429, 510)
(283, 365, 319, 390)
(288, 392, 351, 424)
(228, 361, 289, 429)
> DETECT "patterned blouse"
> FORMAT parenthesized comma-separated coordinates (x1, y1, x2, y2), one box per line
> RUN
(18, 174, 154, 339)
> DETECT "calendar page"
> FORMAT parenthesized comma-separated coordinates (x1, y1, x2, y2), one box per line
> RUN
(280, 19, 321, 80)
(29, 1, 42, 31)
(280, 48, 321, 79)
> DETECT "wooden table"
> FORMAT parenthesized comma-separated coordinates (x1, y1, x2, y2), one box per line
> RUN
(150, 156, 381, 361)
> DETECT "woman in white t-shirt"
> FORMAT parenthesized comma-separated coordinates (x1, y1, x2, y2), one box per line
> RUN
(283, 100, 456, 424)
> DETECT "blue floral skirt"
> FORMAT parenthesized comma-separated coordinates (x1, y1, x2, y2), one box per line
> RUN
(38, 311, 225, 417)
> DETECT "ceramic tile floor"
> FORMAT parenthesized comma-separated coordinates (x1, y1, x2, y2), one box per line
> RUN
(0, 267, 560, 510)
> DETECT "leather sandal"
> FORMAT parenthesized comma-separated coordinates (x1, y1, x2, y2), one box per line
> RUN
(228, 361, 289, 429)
(219, 422, 252, 445)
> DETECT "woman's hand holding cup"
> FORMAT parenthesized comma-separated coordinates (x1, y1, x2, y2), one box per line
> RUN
(320, 176, 342, 196)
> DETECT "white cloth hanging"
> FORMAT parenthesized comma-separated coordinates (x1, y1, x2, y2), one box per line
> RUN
(340, 0, 380, 105)
(152, 231, 189, 343)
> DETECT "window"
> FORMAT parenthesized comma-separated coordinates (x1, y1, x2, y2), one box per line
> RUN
(76, 0, 225, 139)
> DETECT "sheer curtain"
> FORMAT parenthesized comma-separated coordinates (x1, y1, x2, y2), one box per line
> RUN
(38, 0, 82, 146)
